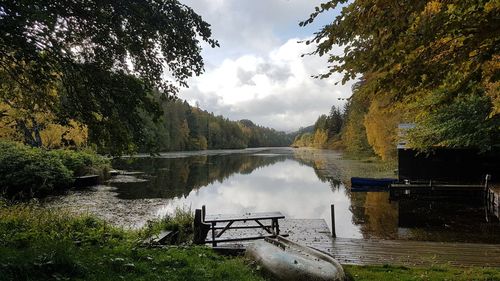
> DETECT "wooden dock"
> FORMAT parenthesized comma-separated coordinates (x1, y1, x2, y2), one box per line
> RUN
(291, 220, 500, 268)
(389, 182, 485, 200)
(214, 218, 500, 267)
(312, 237, 500, 267)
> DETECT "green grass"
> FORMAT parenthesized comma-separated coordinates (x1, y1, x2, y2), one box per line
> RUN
(344, 264, 500, 281)
(142, 206, 196, 245)
(0, 203, 265, 281)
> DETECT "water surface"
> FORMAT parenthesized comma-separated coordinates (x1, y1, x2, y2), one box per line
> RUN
(44, 147, 500, 243)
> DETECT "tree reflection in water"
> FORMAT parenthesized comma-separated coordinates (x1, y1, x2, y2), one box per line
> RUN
(63, 148, 500, 243)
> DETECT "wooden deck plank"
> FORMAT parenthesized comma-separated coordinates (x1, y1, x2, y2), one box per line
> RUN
(314, 237, 500, 267)
(211, 218, 500, 267)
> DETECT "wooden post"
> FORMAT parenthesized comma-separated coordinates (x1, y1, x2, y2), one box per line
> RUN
(193, 209, 210, 245)
(331, 204, 336, 238)
(202, 205, 206, 221)
(485, 175, 491, 203)
(193, 209, 202, 244)
(211, 222, 217, 247)
(274, 219, 280, 235)
(485, 174, 491, 188)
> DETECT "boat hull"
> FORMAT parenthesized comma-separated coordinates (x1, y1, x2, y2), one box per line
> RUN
(246, 236, 345, 281)
(351, 177, 397, 188)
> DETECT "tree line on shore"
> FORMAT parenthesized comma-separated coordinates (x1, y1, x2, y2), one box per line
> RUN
(138, 98, 293, 153)
(0, 94, 293, 154)
(298, 0, 500, 161)
(292, 105, 345, 149)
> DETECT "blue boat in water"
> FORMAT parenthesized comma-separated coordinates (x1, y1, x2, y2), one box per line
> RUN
(350, 177, 397, 191)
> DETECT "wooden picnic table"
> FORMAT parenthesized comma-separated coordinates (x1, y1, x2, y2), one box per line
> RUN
(201, 207, 285, 247)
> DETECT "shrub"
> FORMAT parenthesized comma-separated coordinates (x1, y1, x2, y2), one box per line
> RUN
(0, 141, 110, 199)
(0, 203, 128, 248)
(49, 149, 110, 177)
(0, 142, 72, 198)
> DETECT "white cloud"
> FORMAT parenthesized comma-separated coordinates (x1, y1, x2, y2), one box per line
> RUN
(181, 0, 340, 60)
(177, 0, 351, 132)
(180, 38, 354, 131)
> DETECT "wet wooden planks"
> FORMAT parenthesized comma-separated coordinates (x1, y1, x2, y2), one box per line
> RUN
(281, 219, 500, 268)
(282, 219, 334, 247)
(214, 218, 500, 267)
(209, 219, 332, 247)
(284, 219, 500, 267)
(308, 238, 500, 267)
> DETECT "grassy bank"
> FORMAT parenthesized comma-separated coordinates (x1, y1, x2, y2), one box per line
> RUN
(0, 203, 265, 281)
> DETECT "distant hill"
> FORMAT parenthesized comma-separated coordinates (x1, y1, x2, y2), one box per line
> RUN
(287, 125, 315, 145)
(296, 125, 315, 135)
(238, 119, 256, 128)
(237, 119, 294, 148)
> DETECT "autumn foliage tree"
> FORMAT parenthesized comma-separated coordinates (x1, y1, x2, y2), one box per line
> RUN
(292, 105, 347, 149)
(364, 95, 401, 160)
(303, 0, 500, 155)
(0, 0, 218, 154)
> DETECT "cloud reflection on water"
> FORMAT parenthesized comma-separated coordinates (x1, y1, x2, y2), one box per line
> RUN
(43, 149, 498, 243)
(156, 159, 362, 238)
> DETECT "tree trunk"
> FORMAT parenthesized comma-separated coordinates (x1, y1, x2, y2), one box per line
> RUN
(31, 117, 43, 147)
(17, 118, 43, 147)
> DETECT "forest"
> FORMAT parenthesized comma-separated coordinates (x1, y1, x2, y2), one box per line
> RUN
(2, 1, 499, 159)
(138, 98, 293, 152)
(292, 105, 345, 149)
(0, 94, 293, 154)
(0, 0, 216, 155)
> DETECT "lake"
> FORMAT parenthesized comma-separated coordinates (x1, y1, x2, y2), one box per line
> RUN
(44, 147, 500, 243)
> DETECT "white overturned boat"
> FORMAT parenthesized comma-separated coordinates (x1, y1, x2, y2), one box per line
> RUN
(246, 236, 345, 281)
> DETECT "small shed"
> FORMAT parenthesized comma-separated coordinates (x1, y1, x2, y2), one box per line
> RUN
(398, 148, 500, 183)
(397, 124, 500, 183)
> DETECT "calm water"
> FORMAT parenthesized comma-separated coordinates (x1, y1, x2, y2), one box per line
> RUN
(45, 147, 500, 243)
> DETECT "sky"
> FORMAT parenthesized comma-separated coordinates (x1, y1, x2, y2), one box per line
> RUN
(178, 0, 353, 132)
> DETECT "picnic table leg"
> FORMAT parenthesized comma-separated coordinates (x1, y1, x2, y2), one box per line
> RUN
(254, 219, 272, 234)
(273, 219, 280, 236)
(216, 221, 234, 238)
(211, 222, 217, 247)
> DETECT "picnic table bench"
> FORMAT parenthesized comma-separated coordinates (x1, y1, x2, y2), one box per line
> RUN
(194, 205, 285, 247)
